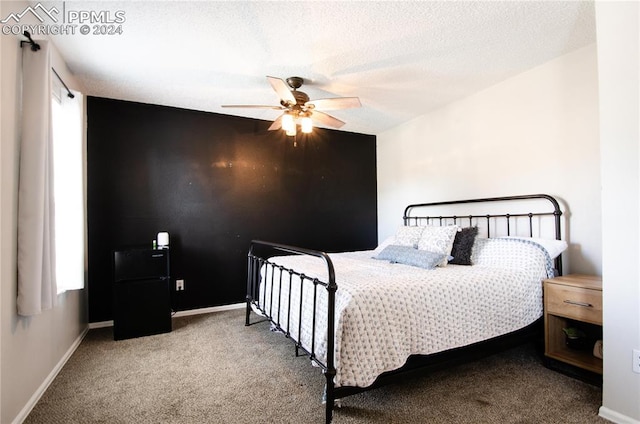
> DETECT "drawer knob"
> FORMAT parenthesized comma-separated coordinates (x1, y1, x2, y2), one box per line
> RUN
(563, 299, 593, 308)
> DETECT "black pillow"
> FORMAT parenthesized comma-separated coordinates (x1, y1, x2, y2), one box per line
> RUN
(449, 227, 478, 265)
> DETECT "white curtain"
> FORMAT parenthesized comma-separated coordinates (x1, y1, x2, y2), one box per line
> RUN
(17, 40, 56, 316)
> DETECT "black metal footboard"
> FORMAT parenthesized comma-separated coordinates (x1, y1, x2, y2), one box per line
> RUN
(245, 240, 338, 424)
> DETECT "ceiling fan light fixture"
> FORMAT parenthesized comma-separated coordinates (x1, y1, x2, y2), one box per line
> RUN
(301, 116, 313, 133)
(221, 76, 361, 134)
(281, 113, 295, 132)
(285, 125, 296, 137)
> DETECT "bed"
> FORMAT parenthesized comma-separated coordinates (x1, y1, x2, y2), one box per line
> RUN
(245, 194, 566, 423)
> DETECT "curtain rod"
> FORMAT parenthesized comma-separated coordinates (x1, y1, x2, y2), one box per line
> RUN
(21, 31, 75, 99)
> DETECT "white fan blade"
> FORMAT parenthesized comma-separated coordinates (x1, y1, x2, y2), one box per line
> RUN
(221, 105, 284, 109)
(312, 111, 346, 129)
(268, 114, 283, 131)
(306, 97, 361, 111)
(267, 76, 296, 105)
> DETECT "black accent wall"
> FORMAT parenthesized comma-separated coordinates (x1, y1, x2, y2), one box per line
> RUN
(87, 97, 377, 323)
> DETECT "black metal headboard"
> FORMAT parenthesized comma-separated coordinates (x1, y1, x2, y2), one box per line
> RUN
(403, 194, 564, 273)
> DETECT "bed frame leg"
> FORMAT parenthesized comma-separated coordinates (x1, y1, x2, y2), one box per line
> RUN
(324, 373, 336, 424)
(245, 297, 252, 326)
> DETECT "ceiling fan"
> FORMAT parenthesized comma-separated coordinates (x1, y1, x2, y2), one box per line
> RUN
(221, 76, 361, 136)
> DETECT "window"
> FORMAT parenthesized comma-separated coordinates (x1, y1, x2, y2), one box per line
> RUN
(51, 75, 85, 293)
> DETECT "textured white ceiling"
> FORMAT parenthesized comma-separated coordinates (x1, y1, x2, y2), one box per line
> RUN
(38, 1, 595, 135)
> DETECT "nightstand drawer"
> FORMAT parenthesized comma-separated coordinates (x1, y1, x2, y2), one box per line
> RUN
(545, 283, 602, 324)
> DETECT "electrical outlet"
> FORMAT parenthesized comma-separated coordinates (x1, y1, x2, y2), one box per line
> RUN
(176, 279, 184, 291)
(633, 349, 640, 374)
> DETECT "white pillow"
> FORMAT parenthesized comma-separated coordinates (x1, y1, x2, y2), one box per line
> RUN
(393, 226, 424, 248)
(472, 237, 554, 274)
(500, 236, 568, 259)
(417, 225, 459, 266)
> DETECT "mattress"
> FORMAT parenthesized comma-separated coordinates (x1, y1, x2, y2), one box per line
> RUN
(257, 238, 552, 388)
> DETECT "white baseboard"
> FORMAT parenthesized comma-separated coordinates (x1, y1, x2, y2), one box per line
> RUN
(172, 302, 245, 317)
(599, 406, 640, 424)
(88, 302, 245, 329)
(12, 326, 89, 424)
(88, 319, 113, 329)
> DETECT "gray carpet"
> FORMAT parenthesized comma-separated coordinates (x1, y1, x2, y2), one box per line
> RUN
(25, 309, 606, 424)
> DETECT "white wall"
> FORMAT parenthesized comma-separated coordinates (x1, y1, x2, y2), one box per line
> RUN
(377, 43, 601, 276)
(0, 16, 4, 422)
(0, 2, 88, 423)
(596, 2, 640, 423)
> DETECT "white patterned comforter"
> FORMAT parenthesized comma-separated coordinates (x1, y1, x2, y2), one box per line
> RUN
(258, 238, 552, 388)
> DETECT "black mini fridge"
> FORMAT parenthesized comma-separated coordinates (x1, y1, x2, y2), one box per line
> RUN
(113, 248, 172, 340)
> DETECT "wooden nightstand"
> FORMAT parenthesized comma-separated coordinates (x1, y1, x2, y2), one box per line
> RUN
(543, 274, 603, 375)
